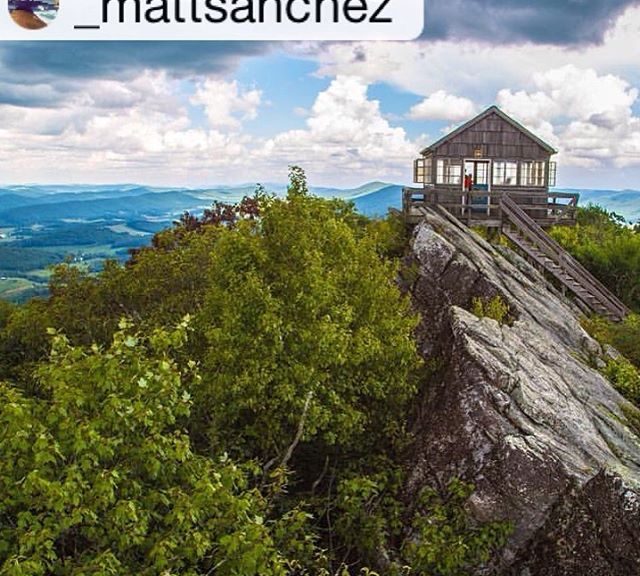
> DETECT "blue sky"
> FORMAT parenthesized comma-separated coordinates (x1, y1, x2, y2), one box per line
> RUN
(2, 1, 640, 188)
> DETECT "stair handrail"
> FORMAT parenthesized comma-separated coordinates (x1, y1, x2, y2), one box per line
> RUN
(502, 195, 627, 318)
(501, 194, 629, 319)
(501, 195, 628, 318)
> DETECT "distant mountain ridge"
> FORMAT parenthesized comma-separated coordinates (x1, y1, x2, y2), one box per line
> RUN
(558, 188, 640, 223)
(0, 182, 637, 303)
(1, 182, 638, 223)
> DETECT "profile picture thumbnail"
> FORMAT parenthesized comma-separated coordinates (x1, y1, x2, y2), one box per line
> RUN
(9, 0, 59, 29)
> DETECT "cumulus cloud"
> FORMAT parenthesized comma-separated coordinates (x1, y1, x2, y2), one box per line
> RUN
(0, 71, 423, 186)
(497, 64, 640, 168)
(0, 71, 256, 184)
(498, 66, 637, 125)
(2, 4, 640, 187)
(314, 7, 640, 105)
(191, 79, 262, 130)
(259, 76, 420, 183)
(408, 91, 476, 121)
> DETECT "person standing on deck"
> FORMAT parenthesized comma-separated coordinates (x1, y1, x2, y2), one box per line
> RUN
(464, 172, 473, 192)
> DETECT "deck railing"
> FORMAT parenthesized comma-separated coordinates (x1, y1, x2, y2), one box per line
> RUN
(403, 187, 579, 227)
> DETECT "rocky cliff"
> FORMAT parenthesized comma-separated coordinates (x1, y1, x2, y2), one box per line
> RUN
(406, 207, 640, 575)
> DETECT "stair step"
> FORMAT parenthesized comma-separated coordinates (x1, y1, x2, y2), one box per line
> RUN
(502, 198, 629, 322)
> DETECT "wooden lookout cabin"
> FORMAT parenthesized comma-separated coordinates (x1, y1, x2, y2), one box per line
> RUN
(404, 105, 578, 227)
(402, 105, 630, 321)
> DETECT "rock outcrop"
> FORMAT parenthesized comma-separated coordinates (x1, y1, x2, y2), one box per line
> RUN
(406, 207, 640, 575)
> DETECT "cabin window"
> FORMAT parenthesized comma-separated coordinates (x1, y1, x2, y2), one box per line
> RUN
(493, 161, 517, 186)
(414, 159, 425, 183)
(414, 158, 432, 184)
(436, 159, 462, 185)
(548, 162, 557, 186)
(520, 161, 546, 187)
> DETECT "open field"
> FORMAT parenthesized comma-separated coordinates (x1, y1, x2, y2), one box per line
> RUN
(0, 277, 46, 302)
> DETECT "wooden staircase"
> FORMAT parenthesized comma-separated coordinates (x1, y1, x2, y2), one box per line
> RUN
(500, 194, 629, 321)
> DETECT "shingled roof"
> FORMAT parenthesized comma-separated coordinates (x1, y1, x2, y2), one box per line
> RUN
(420, 105, 557, 156)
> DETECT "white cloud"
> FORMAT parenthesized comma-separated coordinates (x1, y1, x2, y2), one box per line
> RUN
(311, 6, 640, 106)
(305, 5, 640, 178)
(498, 65, 637, 126)
(258, 76, 421, 183)
(0, 72, 258, 184)
(494, 89, 558, 127)
(0, 71, 424, 187)
(408, 90, 476, 121)
(497, 64, 640, 168)
(190, 79, 262, 130)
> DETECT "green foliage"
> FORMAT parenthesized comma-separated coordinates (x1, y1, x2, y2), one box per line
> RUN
(320, 476, 512, 575)
(551, 205, 640, 312)
(581, 313, 640, 411)
(582, 314, 640, 370)
(0, 298, 52, 386)
(192, 175, 420, 462)
(0, 300, 14, 330)
(402, 479, 511, 576)
(288, 165, 309, 198)
(0, 173, 421, 450)
(470, 295, 511, 325)
(399, 260, 421, 289)
(366, 211, 411, 260)
(333, 469, 404, 566)
(0, 245, 65, 273)
(603, 357, 640, 406)
(581, 313, 640, 439)
(0, 168, 512, 574)
(0, 321, 292, 575)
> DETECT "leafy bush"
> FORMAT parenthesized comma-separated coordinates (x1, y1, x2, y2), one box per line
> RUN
(0, 322, 293, 575)
(581, 313, 640, 412)
(551, 205, 640, 312)
(470, 295, 511, 325)
(603, 357, 640, 406)
(179, 174, 421, 464)
(0, 300, 14, 330)
(402, 479, 511, 576)
(333, 469, 404, 567)
(582, 314, 640, 370)
(0, 168, 513, 574)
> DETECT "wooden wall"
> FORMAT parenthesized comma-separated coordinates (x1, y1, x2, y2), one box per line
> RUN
(430, 112, 550, 160)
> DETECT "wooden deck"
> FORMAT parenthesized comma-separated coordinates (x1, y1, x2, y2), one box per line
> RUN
(403, 187, 578, 227)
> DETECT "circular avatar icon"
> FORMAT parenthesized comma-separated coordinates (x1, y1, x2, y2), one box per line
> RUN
(9, 0, 59, 29)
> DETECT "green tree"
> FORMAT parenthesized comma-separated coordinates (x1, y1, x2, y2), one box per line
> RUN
(402, 479, 511, 576)
(0, 301, 14, 330)
(0, 322, 292, 576)
(192, 174, 420, 465)
(582, 314, 640, 370)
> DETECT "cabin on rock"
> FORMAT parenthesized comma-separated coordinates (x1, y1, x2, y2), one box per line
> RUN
(403, 105, 578, 228)
(403, 105, 630, 322)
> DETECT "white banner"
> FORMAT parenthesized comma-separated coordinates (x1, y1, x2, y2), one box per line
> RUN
(2, 0, 424, 40)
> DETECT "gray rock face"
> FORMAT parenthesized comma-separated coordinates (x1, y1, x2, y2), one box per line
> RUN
(406, 207, 640, 575)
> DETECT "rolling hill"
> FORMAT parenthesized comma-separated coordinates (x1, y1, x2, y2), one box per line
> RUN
(0, 182, 638, 302)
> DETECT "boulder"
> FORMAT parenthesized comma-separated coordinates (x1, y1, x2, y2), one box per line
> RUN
(406, 207, 640, 575)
